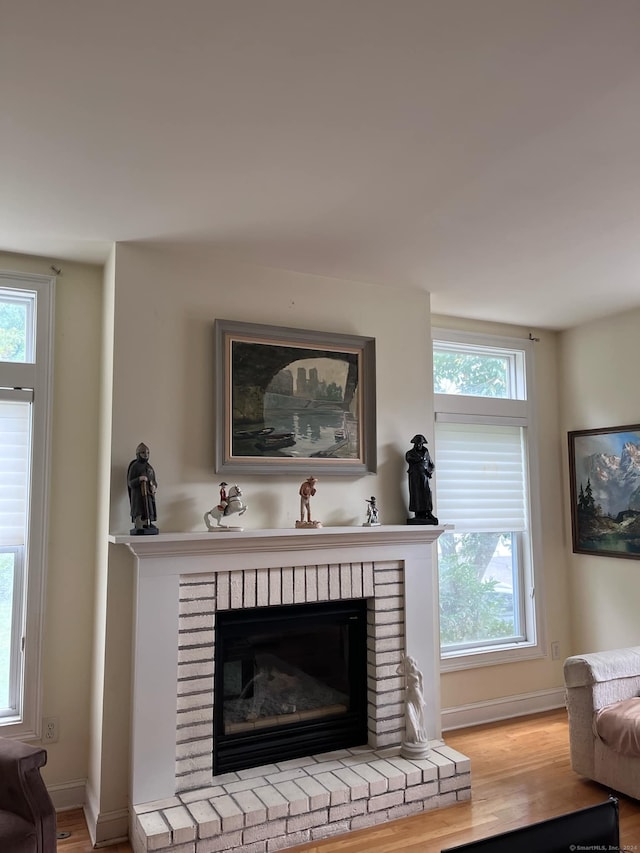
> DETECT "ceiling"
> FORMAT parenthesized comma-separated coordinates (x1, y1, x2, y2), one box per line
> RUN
(3, 0, 640, 330)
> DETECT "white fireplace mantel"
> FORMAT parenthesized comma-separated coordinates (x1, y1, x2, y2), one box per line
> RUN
(109, 524, 449, 561)
(109, 525, 449, 805)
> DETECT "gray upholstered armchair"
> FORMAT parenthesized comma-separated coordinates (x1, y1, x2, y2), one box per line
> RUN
(564, 646, 640, 800)
(0, 737, 56, 853)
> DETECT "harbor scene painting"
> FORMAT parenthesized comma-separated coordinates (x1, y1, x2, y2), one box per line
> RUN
(215, 320, 376, 475)
(569, 423, 640, 559)
(232, 350, 358, 460)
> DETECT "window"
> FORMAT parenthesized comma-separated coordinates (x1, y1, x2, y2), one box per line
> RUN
(0, 272, 54, 737)
(433, 330, 543, 670)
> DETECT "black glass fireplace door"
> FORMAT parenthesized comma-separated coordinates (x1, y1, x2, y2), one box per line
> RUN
(213, 600, 368, 774)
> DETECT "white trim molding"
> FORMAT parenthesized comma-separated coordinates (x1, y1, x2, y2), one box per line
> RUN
(47, 778, 86, 812)
(441, 687, 566, 732)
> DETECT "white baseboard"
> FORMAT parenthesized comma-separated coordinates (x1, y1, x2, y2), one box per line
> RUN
(84, 784, 129, 847)
(48, 778, 86, 811)
(442, 687, 566, 731)
(49, 778, 129, 844)
(91, 814, 129, 848)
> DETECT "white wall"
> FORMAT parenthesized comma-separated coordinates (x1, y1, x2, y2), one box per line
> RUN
(560, 307, 640, 654)
(108, 243, 435, 533)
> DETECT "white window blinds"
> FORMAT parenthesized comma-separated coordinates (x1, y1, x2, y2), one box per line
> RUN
(0, 396, 32, 547)
(435, 420, 528, 532)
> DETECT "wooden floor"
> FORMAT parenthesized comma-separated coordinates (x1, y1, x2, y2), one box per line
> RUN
(56, 708, 640, 851)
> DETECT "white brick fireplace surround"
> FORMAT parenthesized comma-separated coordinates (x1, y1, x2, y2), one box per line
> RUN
(110, 526, 470, 853)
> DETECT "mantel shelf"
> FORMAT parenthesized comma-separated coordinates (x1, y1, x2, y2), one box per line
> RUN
(109, 524, 452, 559)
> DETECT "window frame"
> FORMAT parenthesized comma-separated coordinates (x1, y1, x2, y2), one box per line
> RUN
(433, 328, 545, 671)
(0, 271, 55, 738)
(433, 338, 527, 400)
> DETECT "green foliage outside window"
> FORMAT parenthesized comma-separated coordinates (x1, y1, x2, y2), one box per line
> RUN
(438, 533, 514, 646)
(433, 350, 509, 397)
(0, 301, 27, 362)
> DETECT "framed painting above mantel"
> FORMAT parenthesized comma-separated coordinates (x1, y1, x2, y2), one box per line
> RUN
(214, 319, 377, 475)
(568, 423, 640, 559)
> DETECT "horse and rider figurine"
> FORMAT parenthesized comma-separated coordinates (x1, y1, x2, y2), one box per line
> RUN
(204, 481, 248, 530)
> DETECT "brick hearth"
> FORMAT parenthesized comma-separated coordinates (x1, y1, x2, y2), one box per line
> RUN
(133, 743, 470, 853)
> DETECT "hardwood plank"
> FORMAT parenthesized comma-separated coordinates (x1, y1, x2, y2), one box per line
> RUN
(56, 709, 640, 852)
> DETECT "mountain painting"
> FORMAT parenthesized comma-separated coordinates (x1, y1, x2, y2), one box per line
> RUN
(569, 424, 640, 559)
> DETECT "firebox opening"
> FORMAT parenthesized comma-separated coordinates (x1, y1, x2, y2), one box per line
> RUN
(213, 599, 368, 774)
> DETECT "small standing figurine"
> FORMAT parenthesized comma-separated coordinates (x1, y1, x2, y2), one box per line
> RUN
(363, 496, 381, 526)
(396, 654, 430, 759)
(296, 476, 322, 529)
(127, 442, 159, 535)
(406, 433, 439, 525)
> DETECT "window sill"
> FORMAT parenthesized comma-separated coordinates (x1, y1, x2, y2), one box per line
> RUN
(440, 640, 545, 672)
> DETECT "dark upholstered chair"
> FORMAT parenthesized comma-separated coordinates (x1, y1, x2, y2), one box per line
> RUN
(0, 736, 56, 853)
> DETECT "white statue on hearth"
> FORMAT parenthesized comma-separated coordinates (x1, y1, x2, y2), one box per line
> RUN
(396, 654, 430, 758)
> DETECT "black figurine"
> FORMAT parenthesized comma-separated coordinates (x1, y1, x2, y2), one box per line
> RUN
(127, 442, 159, 535)
(406, 434, 438, 525)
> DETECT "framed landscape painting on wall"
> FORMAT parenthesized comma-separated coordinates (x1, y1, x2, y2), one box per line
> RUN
(568, 423, 640, 559)
(214, 319, 377, 475)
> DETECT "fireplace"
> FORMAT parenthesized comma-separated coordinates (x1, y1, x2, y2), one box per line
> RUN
(214, 600, 368, 773)
(113, 526, 471, 853)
